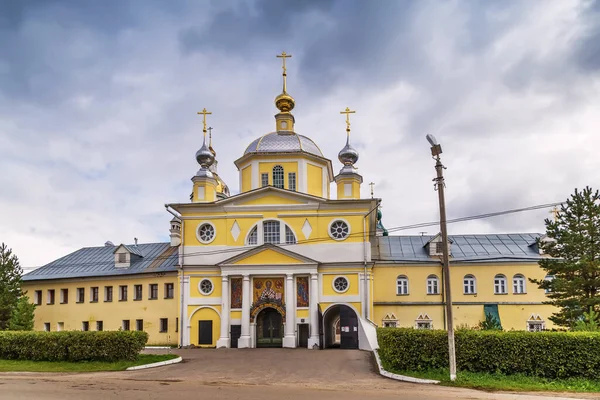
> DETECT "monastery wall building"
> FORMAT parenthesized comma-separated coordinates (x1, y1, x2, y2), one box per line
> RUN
(23, 54, 557, 348)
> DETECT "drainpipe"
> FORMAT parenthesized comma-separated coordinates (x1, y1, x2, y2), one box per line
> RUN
(165, 205, 184, 347)
(363, 201, 380, 320)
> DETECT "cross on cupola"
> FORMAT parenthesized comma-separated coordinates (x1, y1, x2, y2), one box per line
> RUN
(334, 106, 363, 200)
(274, 52, 296, 133)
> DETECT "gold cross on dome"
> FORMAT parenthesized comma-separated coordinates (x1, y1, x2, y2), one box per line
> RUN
(197, 108, 212, 136)
(340, 107, 356, 133)
(550, 206, 560, 221)
(276, 51, 292, 92)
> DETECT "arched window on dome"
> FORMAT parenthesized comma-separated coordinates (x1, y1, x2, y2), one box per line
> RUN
(246, 220, 297, 246)
(273, 165, 284, 189)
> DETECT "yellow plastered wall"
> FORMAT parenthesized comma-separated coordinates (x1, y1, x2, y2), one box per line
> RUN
(321, 302, 362, 317)
(498, 304, 557, 330)
(307, 164, 323, 197)
(322, 273, 360, 296)
(372, 265, 444, 302)
(258, 161, 298, 190)
(241, 165, 252, 192)
(24, 274, 179, 345)
(336, 179, 361, 200)
(188, 306, 221, 347)
(233, 249, 304, 265)
(189, 275, 222, 298)
(192, 179, 217, 202)
(296, 309, 309, 318)
(230, 310, 242, 319)
(373, 305, 445, 328)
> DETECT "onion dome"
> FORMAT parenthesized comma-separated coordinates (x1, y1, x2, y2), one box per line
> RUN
(338, 136, 359, 167)
(195, 137, 214, 175)
(275, 92, 295, 113)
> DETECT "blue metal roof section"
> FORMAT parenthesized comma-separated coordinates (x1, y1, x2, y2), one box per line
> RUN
(373, 233, 543, 263)
(23, 242, 178, 281)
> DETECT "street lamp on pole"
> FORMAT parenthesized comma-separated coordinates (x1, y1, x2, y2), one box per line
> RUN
(426, 134, 457, 381)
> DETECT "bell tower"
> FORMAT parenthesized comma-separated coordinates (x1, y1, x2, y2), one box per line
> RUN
(192, 108, 218, 202)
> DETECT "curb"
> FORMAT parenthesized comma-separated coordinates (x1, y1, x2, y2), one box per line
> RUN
(144, 346, 172, 349)
(373, 350, 440, 384)
(126, 356, 183, 371)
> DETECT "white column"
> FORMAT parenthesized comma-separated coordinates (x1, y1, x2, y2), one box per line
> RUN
(216, 275, 230, 348)
(181, 275, 191, 346)
(360, 273, 367, 318)
(308, 273, 320, 349)
(238, 274, 251, 348)
(283, 273, 296, 348)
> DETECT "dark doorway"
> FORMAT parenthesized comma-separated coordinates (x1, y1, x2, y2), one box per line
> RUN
(298, 323, 309, 348)
(230, 324, 241, 348)
(323, 305, 358, 349)
(256, 307, 283, 348)
(198, 320, 213, 345)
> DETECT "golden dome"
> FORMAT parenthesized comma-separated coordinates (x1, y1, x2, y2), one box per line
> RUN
(275, 92, 295, 112)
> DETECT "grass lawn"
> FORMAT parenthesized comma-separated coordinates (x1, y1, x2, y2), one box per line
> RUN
(0, 354, 179, 373)
(388, 367, 600, 393)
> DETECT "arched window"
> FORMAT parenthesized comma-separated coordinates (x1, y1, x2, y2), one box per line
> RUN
(513, 274, 526, 294)
(426, 275, 439, 295)
(396, 275, 409, 295)
(246, 220, 297, 246)
(463, 274, 476, 294)
(272, 165, 284, 189)
(494, 274, 507, 294)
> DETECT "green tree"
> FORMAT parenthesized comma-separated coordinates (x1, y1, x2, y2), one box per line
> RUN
(8, 295, 35, 331)
(0, 243, 24, 330)
(573, 309, 600, 332)
(478, 313, 503, 331)
(531, 187, 600, 327)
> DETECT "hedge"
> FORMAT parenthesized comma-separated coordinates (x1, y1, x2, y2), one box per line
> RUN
(377, 328, 600, 379)
(0, 331, 148, 362)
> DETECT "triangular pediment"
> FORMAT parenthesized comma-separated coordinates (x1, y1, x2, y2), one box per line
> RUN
(219, 243, 318, 266)
(216, 186, 326, 207)
(383, 313, 397, 321)
(416, 313, 431, 320)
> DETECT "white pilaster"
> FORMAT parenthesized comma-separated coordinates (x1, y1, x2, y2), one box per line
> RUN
(181, 275, 191, 346)
(283, 273, 296, 348)
(308, 273, 320, 349)
(238, 274, 251, 348)
(216, 275, 230, 348)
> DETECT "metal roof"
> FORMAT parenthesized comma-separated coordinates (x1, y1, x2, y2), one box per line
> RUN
(23, 242, 178, 281)
(244, 132, 324, 157)
(373, 233, 543, 263)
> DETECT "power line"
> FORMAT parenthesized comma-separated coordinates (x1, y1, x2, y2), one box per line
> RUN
(23, 201, 561, 270)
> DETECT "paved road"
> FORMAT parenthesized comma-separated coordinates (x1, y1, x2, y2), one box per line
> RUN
(0, 349, 595, 400)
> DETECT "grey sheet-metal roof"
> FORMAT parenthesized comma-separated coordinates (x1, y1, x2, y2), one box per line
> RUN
(23, 242, 178, 281)
(244, 132, 324, 157)
(373, 233, 543, 263)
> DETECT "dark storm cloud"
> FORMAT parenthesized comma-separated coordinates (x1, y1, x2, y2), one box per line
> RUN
(574, 0, 600, 72)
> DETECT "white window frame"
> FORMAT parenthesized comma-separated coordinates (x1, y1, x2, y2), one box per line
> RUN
(426, 275, 439, 295)
(383, 320, 398, 328)
(288, 172, 296, 191)
(494, 274, 507, 294)
(416, 321, 433, 329)
(396, 275, 409, 295)
(527, 320, 545, 332)
(332, 276, 350, 294)
(463, 275, 476, 294)
(196, 221, 216, 244)
(272, 165, 284, 188)
(544, 275, 555, 294)
(245, 219, 298, 246)
(513, 274, 526, 294)
(198, 278, 214, 296)
(328, 219, 351, 241)
(261, 173, 269, 187)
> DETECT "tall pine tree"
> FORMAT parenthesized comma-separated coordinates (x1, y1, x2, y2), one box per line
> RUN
(0, 243, 24, 330)
(532, 187, 600, 327)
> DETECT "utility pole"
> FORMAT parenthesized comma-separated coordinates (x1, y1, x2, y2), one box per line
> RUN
(426, 134, 456, 381)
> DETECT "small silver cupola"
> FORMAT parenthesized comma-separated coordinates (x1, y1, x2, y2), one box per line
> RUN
(195, 108, 215, 177)
(338, 107, 359, 174)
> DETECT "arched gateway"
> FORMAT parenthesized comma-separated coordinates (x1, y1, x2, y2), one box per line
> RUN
(256, 307, 283, 348)
(322, 304, 359, 349)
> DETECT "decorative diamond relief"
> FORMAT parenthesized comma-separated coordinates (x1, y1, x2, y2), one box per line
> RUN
(231, 220, 241, 242)
(301, 219, 312, 240)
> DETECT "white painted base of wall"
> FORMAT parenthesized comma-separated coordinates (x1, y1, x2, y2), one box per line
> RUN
(373, 350, 439, 384)
(237, 336, 251, 348)
(216, 338, 230, 348)
(283, 335, 297, 348)
(126, 356, 183, 371)
(307, 336, 320, 349)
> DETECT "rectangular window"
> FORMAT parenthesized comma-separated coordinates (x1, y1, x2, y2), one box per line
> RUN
(77, 288, 85, 303)
(57, 322, 64, 331)
(261, 173, 269, 187)
(136, 319, 144, 331)
(118, 253, 127, 263)
(96, 321, 103, 331)
(435, 241, 444, 254)
(90, 287, 99, 303)
(427, 278, 439, 295)
(463, 277, 476, 294)
(104, 286, 113, 302)
(119, 285, 128, 301)
(383, 321, 397, 328)
(47, 289, 55, 305)
(60, 288, 68, 304)
(416, 321, 432, 330)
(494, 278, 506, 294)
(165, 283, 174, 299)
(288, 172, 296, 191)
(528, 322, 544, 332)
(149, 284, 158, 300)
(44, 322, 50, 331)
(122, 320, 130, 331)
(272, 166, 284, 188)
(263, 220, 280, 244)
(159, 318, 168, 333)
(34, 290, 42, 305)
(82, 321, 89, 331)
(134, 285, 142, 301)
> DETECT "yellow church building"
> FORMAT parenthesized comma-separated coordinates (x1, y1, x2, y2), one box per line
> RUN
(22, 53, 557, 349)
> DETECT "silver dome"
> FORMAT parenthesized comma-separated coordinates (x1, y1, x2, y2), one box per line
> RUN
(195, 140, 215, 169)
(338, 139, 359, 166)
(244, 132, 324, 157)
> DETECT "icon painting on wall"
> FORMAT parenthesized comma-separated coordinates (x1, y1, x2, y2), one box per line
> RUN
(296, 276, 309, 307)
(253, 278, 284, 302)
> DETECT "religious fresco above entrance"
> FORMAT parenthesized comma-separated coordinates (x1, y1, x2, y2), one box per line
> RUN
(296, 276, 309, 307)
(253, 277, 284, 303)
(230, 277, 242, 309)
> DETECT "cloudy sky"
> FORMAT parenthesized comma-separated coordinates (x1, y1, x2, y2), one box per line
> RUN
(1, 0, 599, 270)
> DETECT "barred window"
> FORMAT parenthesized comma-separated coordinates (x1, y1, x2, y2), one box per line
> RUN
(463, 275, 476, 294)
(494, 274, 507, 294)
(285, 225, 296, 244)
(261, 173, 269, 187)
(426, 275, 439, 295)
(248, 226, 258, 245)
(513, 274, 526, 294)
(273, 166, 284, 188)
(396, 276, 409, 295)
(263, 221, 280, 244)
(288, 172, 296, 191)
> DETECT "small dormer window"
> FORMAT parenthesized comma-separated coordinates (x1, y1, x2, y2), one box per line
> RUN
(118, 253, 126, 263)
(435, 242, 444, 254)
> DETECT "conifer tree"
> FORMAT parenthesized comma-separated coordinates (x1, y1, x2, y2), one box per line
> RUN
(0, 243, 24, 330)
(532, 187, 600, 327)
(8, 295, 35, 331)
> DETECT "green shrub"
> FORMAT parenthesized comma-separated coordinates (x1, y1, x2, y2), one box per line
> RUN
(0, 331, 148, 362)
(377, 328, 600, 379)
